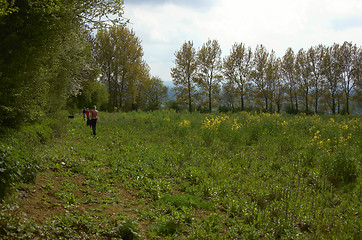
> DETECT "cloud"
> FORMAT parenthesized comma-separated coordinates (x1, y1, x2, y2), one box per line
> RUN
(125, 0, 216, 10)
(332, 15, 362, 31)
(124, 0, 362, 82)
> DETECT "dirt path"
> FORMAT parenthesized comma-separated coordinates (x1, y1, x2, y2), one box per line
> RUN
(6, 169, 152, 239)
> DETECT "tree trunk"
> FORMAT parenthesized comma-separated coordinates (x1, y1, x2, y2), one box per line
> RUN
(209, 88, 212, 112)
(332, 94, 336, 114)
(265, 95, 268, 112)
(305, 90, 309, 113)
(346, 92, 350, 114)
(337, 95, 341, 114)
(241, 95, 244, 111)
(289, 88, 294, 111)
(295, 94, 299, 113)
(187, 78, 192, 112)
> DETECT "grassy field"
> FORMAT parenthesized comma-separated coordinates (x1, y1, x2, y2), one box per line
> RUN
(0, 111, 361, 239)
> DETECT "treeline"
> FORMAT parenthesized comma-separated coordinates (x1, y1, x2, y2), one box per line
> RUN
(0, 1, 168, 129)
(171, 40, 361, 114)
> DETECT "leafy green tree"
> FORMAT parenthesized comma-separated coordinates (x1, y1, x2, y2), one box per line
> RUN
(0, 0, 18, 16)
(77, 0, 126, 29)
(281, 48, 299, 113)
(171, 41, 198, 112)
(251, 44, 269, 111)
(307, 45, 326, 114)
(142, 76, 168, 111)
(67, 79, 109, 111)
(338, 42, 360, 114)
(196, 39, 223, 112)
(223, 43, 253, 111)
(354, 47, 362, 107)
(220, 80, 238, 111)
(0, 0, 125, 127)
(266, 51, 283, 112)
(94, 25, 146, 111)
(322, 44, 342, 114)
(295, 49, 312, 113)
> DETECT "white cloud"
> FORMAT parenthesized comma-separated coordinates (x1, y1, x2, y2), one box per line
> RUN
(124, 0, 362, 82)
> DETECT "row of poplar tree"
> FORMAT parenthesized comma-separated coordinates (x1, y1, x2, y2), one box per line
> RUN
(171, 40, 361, 114)
(0, 1, 168, 128)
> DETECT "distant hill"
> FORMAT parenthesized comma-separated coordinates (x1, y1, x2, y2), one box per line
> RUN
(163, 81, 176, 100)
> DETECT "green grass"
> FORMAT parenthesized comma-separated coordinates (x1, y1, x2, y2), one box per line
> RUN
(1, 111, 361, 239)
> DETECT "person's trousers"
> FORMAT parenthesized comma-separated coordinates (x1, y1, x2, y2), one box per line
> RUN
(91, 119, 97, 135)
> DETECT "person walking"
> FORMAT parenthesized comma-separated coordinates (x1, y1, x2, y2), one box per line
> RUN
(90, 105, 99, 135)
(82, 107, 87, 120)
(85, 108, 90, 126)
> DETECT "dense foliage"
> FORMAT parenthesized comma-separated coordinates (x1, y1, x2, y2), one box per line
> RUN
(0, 0, 125, 128)
(1, 111, 360, 239)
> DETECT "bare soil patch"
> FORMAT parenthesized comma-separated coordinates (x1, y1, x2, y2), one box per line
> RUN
(10, 169, 152, 238)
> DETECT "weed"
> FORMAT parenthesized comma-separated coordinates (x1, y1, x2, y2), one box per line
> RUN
(1, 111, 360, 239)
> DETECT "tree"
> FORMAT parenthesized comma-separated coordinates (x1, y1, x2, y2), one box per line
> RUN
(220, 80, 238, 111)
(251, 45, 269, 111)
(266, 51, 283, 112)
(281, 48, 299, 113)
(223, 43, 253, 111)
(295, 49, 311, 113)
(94, 25, 147, 111)
(338, 42, 360, 114)
(0, 0, 125, 127)
(308, 45, 326, 114)
(0, 0, 18, 17)
(76, 0, 126, 29)
(354, 47, 362, 107)
(171, 41, 198, 112)
(322, 44, 342, 114)
(196, 39, 223, 112)
(67, 78, 109, 111)
(142, 76, 168, 111)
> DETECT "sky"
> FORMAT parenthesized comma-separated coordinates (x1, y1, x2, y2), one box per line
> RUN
(123, 0, 362, 83)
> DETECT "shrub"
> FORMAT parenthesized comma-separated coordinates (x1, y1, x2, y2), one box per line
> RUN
(323, 150, 358, 187)
(0, 116, 68, 200)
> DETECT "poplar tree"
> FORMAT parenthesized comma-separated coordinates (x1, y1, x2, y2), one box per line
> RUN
(308, 45, 326, 114)
(322, 44, 341, 114)
(266, 51, 283, 112)
(338, 42, 360, 114)
(196, 39, 223, 112)
(171, 41, 198, 112)
(251, 44, 269, 111)
(223, 43, 252, 111)
(295, 49, 311, 113)
(281, 48, 298, 113)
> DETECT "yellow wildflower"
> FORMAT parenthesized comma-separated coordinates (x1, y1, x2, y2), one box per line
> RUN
(179, 120, 190, 127)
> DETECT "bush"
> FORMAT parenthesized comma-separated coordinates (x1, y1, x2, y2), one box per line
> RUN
(323, 150, 358, 187)
(166, 100, 181, 112)
(218, 105, 231, 113)
(0, 116, 68, 200)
